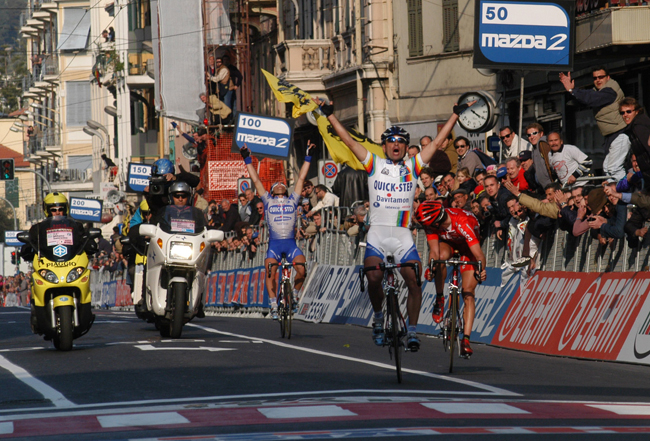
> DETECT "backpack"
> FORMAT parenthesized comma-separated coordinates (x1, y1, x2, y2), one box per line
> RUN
(473, 149, 497, 168)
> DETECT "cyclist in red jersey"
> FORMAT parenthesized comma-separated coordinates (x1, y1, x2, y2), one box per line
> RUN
(416, 200, 487, 357)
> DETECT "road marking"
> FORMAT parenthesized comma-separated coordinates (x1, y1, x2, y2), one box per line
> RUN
(422, 403, 529, 414)
(160, 339, 205, 343)
(0, 311, 30, 315)
(588, 404, 650, 415)
(0, 355, 74, 408)
(0, 347, 46, 353)
(258, 405, 357, 419)
(97, 411, 190, 428)
(0, 422, 13, 435)
(187, 323, 520, 397)
(134, 344, 236, 353)
(219, 340, 264, 344)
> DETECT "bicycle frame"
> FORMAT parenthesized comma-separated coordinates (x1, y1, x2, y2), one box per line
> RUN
(268, 258, 305, 339)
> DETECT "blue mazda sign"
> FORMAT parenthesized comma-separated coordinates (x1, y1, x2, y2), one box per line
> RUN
(232, 112, 293, 160)
(69, 197, 103, 222)
(474, 0, 575, 71)
(127, 163, 152, 193)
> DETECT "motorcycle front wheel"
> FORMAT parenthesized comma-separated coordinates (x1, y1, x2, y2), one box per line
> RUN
(169, 282, 186, 339)
(53, 305, 74, 351)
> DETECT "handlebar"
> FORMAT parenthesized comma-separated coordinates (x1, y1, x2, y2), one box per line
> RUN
(358, 261, 421, 292)
(429, 258, 484, 284)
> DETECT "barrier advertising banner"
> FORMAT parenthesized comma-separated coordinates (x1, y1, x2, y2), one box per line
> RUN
(205, 266, 269, 308)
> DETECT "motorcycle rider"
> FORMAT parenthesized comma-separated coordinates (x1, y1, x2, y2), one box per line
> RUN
(159, 181, 207, 234)
(144, 158, 201, 222)
(123, 200, 153, 290)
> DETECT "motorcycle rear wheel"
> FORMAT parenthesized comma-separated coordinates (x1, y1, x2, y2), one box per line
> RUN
(169, 282, 186, 339)
(53, 305, 74, 351)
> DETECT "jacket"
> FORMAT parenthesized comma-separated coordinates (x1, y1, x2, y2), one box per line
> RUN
(518, 193, 559, 219)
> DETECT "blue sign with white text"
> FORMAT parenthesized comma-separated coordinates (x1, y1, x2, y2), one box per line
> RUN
(69, 197, 103, 222)
(474, 0, 574, 71)
(127, 163, 153, 193)
(232, 112, 293, 160)
(4, 230, 23, 247)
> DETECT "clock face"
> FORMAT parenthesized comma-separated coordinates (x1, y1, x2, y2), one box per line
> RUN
(457, 92, 494, 133)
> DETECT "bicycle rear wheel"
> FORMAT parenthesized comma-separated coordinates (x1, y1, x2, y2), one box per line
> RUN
(448, 287, 458, 374)
(387, 289, 402, 383)
(278, 290, 286, 338)
(283, 280, 293, 339)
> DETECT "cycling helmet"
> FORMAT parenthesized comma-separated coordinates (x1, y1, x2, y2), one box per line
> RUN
(380, 126, 410, 145)
(139, 199, 150, 215)
(43, 192, 68, 217)
(271, 181, 288, 196)
(415, 200, 445, 226)
(151, 158, 174, 176)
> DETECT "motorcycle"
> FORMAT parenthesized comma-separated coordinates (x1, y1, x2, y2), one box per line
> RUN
(138, 223, 223, 338)
(17, 221, 101, 351)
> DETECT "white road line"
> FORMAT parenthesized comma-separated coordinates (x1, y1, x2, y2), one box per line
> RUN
(0, 311, 30, 314)
(588, 404, 650, 415)
(0, 422, 13, 435)
(258, 405, 356, 419)
(97, 411, 190, 428)
(422, 402, 529, 414)
(0, 347, 46, 353)
(134, 344, 236, 353)
(187, 323, 520, 397)
(0, 355, 74, 408)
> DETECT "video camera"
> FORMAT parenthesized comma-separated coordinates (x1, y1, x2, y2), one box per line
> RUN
(149, 175, 168, 196)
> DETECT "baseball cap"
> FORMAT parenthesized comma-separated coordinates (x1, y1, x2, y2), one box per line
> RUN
(518, 150, 532, 161)
(496, 166, 507, 179)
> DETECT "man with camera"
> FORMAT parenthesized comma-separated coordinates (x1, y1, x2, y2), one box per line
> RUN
(144, 158, 201, 222)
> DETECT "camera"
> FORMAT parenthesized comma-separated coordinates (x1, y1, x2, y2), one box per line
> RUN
(149, 175, 167, 196)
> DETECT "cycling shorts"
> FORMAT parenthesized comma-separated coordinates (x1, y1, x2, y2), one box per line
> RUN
(439, 240, 478, 274)
(266, 238, 304, 263)
(365, 225, 420, 263)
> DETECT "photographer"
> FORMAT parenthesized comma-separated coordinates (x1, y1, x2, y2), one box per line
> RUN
(144, 158, 200, 222)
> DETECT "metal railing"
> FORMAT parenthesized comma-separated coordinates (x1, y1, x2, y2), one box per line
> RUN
(211, 205, 650, 274)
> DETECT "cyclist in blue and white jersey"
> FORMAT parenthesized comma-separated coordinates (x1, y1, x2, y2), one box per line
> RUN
(317, 98, 473, 351)
(240, 142, 313, 320)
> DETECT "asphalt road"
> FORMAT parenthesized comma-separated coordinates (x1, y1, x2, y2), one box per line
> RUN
(2, 307, 650, 440)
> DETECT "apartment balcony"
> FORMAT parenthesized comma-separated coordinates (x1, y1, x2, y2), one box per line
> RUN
(576, 6, 650, 53)
(275, 40, 335, 94)
(51, 168, 94, 192)
(42, 54, 59, 80)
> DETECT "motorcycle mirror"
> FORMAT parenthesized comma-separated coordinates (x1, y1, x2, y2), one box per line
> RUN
(139, 224, 157, 238)
(206, 229, 225, 243)
(16, 231, 29, 243)
(120, 237, 131, 245)
(88, 228, 103, 239)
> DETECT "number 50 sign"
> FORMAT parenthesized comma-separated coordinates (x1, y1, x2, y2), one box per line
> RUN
(232, 112, 294, 160)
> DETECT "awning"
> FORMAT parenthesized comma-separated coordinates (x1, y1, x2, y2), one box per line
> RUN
(57, 8, 90, 51)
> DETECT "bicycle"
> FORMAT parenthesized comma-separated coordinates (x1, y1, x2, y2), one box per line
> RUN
(268, 257, 305, 339)
(359, 256, 421, 383)
(429, 253, 482, 374)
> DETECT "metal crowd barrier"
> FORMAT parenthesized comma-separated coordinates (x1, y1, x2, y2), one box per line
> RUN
(211, 205, 650, 274)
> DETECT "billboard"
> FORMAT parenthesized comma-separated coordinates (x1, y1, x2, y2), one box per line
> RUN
(231, 112, 293, 159)
(69, 197, 103, 222)
(127, 163, 153, 193)
(473, 0, 575, 71)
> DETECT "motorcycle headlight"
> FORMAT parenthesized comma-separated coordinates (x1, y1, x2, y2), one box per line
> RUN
(66, 267, 85, 283)
(169, 242, 193, 260)
(39, 269, 59, 284)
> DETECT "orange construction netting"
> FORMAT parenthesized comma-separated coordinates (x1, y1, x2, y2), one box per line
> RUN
(201, 132, 286, 203)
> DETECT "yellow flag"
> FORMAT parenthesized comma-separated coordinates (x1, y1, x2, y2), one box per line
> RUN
(316, 114, 385, 170)
(261, 69, 318, 118)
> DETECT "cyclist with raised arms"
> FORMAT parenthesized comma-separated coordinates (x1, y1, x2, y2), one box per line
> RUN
(240, 142, 313, 320)
(318, 98, 473, 351)
(416, 200, 487, 358)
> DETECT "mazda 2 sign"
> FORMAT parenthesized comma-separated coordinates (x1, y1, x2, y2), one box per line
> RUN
(232, 112, 294, 160)
(69, 197, 103, 222)
(473, 0, 575, 71)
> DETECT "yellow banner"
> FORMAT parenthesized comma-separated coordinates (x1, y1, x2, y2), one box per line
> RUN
(261, 69, 318, 118)
(316, 114, 385, 170)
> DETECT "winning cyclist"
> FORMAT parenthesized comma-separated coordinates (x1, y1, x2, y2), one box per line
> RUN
(415, 200, 487, 358)
(318, 98, 472, 351)
(240, 142, 313, 320)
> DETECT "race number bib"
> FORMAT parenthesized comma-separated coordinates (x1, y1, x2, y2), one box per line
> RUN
(171, 219, 195, 233)
(46, 228, 74, 246)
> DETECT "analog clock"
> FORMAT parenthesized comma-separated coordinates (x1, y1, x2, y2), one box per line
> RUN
(456, 91, 499, 133)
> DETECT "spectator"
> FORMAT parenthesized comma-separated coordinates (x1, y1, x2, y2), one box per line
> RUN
(238, 193, 251, 222)
(252, 200, 265, 226)
(97, 234, 112, 255)
(416, 166, 436, 198)
(210, 57, 231, 104)
(428, 134, 459, 174)
(483, 175, 511, 239)
(556, 187, 584, 232)
(502, 197, 539, 287)
(617, 154, 643, 194)
(456, 167, 477, 194)
(499, 126, 531, 158)
(505, 157, 529, 192)
(451, 189, 472, 211)
(301, 180, 319, 208)
(331, 164, 369, 207)
(303, 210, 326, 252)
(503, 180, 560, 220)
(620, 97, 650, 183)
(547, 132, 592, 187)
(199, 92, 231, 126)
(102, 29, 109, 42)
(560, 67, 630, 181)
(419, 136, 452, 176)
(624, 192, 650, 248)
(407, 145, 420, 158)
(307, 184, 339, 216)
(205, 54, 219, 96)
(442, 172, 458, 193)
(108, 27, 115, 42)
(455, 136, 485, 175)
(223, 55, 242, 113)
(424, 187, 437, 201)
(472, 169, 487, 197)
(217, 198, 241, 232)
(345, 205, 369, 239)
(525, 123, 554, 189)
(586, 185, 626, 243)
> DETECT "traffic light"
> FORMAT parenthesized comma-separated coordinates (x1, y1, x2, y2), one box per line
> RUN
(11, 251, 16, 265)
(1, 158, 14, 180)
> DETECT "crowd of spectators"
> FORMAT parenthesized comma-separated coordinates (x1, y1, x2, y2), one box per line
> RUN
(0, 273, 31, 307)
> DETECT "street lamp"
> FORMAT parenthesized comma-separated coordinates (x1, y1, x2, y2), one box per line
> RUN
(104, 106, 118, 117)
(83, 126, 106, 153)
(10, 127, 21, 132)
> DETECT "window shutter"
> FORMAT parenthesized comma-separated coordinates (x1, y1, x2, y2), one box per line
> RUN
(443, 0, 459, 52)
(408, 0, 423, 57)
(65, 81, 91, 127)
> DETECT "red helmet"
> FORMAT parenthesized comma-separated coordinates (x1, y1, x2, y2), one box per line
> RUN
(415, 200, 445, 226)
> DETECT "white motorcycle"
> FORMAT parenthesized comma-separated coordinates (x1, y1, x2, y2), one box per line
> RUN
(139, 223, 223, 338)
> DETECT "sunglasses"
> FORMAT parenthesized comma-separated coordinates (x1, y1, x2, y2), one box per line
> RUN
(500, 133, 512, 140)
(455, 144, 468, 149)
(386, 136, 407, 144)
(50, 207, 64, 213)
(620, 109, 636, 115)
(593, 75, 607, 80)
(257, 207, 264, 210)
(172, 194, 188, 199)
(526, 131, 539, 137)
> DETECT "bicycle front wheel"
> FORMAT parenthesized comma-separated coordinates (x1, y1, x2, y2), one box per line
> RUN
(449, 287, 458, 374)
(387, 289, 402, 383)
(283, 280, 293, 339)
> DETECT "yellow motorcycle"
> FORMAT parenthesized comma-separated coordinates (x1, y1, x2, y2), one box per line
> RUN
(18, 218, 101, 351)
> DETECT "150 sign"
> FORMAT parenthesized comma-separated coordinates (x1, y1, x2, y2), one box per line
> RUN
(474, 0, 575, 71)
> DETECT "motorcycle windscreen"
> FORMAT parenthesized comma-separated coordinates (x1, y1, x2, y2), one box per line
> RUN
(38, 217, 86, 262)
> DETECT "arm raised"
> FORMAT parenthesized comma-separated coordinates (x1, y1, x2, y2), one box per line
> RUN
(316, 99, 369, 163)
(240, 145, 268, 197)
